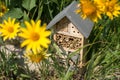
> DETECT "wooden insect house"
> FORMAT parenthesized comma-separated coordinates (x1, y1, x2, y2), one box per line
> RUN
(47, 1, 94, 67)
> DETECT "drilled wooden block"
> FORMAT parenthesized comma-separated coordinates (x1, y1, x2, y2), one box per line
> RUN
(54, 33, 83, 50)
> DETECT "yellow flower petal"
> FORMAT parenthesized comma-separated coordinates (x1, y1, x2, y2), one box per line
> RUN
(25, 21, 32, 31)
(31, 20, 35, 27)
(21, 40, 31, 47)
(107, 12, 113, 20)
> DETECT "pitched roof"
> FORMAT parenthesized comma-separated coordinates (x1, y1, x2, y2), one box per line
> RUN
(47, 1, 94, 38)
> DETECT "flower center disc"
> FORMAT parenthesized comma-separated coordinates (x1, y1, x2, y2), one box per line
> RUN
(8, 26, 14, 33)
(29, 54, 42, 63)
(31, 32, 40, 41)
(82, 3, 96, 16)
(2, 6, 6, 13)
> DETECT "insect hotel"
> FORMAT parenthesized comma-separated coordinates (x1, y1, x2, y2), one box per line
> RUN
(47, 1, 93, 67)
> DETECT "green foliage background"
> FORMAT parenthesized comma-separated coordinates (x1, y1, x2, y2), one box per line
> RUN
(0, 0, 120, 80)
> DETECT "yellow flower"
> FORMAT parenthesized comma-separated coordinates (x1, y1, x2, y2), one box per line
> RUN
(105, 0, 120, 19)
(0, 17, 20, 41)
(24, 50, 51, 63)
(94, 0, 106, 12)
(94, 0, 120, 20)
(0, 3, 8, 17)
(19, 20, 51, 54)
(76, 0, 102, 22)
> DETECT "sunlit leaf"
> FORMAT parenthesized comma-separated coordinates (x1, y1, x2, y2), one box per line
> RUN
(4, 8, 23, 19)
(22, 0, 36, 11)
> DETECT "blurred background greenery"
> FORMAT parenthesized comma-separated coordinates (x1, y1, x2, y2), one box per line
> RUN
(0, 0, 120, 80)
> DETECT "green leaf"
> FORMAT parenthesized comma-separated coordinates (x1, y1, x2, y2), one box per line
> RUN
(36, 4, 43, 21)
(20, 74, 31, 78)
(22, 0, 36, 11)
(4, 8, 23, 19)
(23, 11, 30, 21)
(63, 66, 74, 80)
(93, 53, 106, 67)
(51, 0, 59, 6)
(7, 0, 22, 8)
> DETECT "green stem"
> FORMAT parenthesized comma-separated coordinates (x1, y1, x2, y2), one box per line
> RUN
(31, 6, 37, 20)
(47, 0, 53, 19)
(36, 0, 43, 21)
